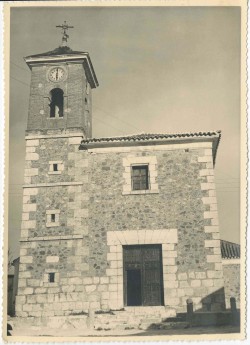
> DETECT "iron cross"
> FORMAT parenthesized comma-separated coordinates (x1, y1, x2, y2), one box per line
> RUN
(56, 21, 74, 45)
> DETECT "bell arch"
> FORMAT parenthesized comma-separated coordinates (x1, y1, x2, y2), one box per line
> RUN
(49, 88, 64, 118)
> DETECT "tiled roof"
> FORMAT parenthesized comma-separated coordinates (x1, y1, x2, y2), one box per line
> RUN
(220, 240, 240, 259)
(25, 46, 87, 58)
(80, 130, 221, 164)
(81, 131, 221, 144)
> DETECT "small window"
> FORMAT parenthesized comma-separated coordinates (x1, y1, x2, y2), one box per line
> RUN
(85, 97, 88, 105)
(51, 214, 56, 223)
(131, 165, 149, 191)
(48, 273, 55, 283)
(49, 161, 63, 175)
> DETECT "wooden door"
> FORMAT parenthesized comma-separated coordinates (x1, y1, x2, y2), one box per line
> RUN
(123, 245, 163, 306)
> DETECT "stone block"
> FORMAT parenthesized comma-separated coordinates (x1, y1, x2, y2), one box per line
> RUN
(21, 287, 34, 295)
(188, 271, 195, 279)
(20, 256, 33, 264)
(23, 203, 37, 212)
(163, 266, 177, 274)
(207, 255, 221, 263)
(100, 277, 109, 284)
(202, 197, 217, 204)
(26, 139, 39, 147)
(178, 273, 187, 280)
(184, 288, 194, 296)
(165, 273, 176, 281)
(46, 256, 59, 263)
(164, 280, 179, 288)
(204, 211, 218, 219)
(166, 297, 180, 306)
(69, 277, 82, 285)
(204, 226, 219, 233)
(36, 294, 48, 303)
(205, 240, 220, 248)
(108, 284, 118, 292)
(25, 168, 39, 177)
(202, 279, 214, 287)
(25, 152, 39, 161)
(106, 268, 117, 276)
(20, 248, 27, 256)
(16, 295, 26, 304)
(83, 277, 93, 285)
(198, 156, 213, 163)
(213, 278, 224, 287)
(85, 285, 96, 293)
(163, 251, 177, 258)
(179, 281, 189, 288)
(68, 136, 82, 145)
(23, 304, 33, 312)
(22, 213, 29, 222)
(190, 280, 201, 287)
(195, 272, 206, 279)
(22, 220, 36, 229)
(27, 279, 40, 287)
(215, 263, 223, 271)
(207, 270, 223, 279)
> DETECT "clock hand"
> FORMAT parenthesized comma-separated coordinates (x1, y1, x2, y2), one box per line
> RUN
(56, 68, 58, 80)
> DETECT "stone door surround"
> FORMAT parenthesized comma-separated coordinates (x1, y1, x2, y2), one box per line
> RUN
(106, 229, 178, 309)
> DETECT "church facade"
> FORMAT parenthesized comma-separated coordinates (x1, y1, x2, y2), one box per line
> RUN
(15, 42, 226, 319)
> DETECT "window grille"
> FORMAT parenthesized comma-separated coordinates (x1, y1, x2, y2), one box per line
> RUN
(131, 165, 149, 190)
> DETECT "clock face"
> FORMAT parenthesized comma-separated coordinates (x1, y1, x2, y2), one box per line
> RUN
(48, 67, 65, 82)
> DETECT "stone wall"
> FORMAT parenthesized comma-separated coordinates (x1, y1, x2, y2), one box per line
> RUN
(222, 260, 240, 309)
(16, 139, 225, 317)
(86, 141, 224, 312)
(27, 63, 91, 136)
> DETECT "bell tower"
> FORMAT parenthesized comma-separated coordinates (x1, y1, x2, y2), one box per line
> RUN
(15, 24, 99, 318)
(25, 22, 98, 138)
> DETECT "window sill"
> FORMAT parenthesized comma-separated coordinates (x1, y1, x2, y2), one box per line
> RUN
(48, 171, 62, 175)
(46, 117, 64, 120)
(46, 222, 60, 228)
(122, 189, 159, 195)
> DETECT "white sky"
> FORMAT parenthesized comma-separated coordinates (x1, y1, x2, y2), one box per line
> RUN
(8, 6, 241, 258)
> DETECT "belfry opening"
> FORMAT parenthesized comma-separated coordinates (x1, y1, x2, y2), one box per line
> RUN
(49, 88, 64, 118)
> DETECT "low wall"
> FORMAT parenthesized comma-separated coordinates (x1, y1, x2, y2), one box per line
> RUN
(222, 259, 240, 309)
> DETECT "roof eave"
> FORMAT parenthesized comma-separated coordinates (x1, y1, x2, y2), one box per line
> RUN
(80, 134, 221, 165)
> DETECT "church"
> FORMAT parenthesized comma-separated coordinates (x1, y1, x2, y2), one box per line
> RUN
(15, 23, 227, 322)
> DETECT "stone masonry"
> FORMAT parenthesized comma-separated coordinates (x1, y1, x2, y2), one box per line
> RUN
(16, 44, 226, 319)
(16, 136, 225, 317)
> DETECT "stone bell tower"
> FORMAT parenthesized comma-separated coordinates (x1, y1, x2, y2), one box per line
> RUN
(16, 23, 99, 317)
(25, 21, 98, 138)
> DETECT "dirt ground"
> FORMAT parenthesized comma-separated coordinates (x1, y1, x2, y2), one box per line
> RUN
(8, 324, 241, 338)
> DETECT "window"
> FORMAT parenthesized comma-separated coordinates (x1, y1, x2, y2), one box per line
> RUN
(122, 156, 159, 195)
(46, 210, 60, 227)
(49, 161, 63, 175)
(131, 165, 149, 190)
(48, 273, 55, 283)
(49, 88, 64, 118)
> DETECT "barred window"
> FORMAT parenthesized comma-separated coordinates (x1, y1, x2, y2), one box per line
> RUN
(131, 165, 149, 190)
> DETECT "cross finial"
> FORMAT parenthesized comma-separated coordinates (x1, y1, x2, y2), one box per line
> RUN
(56, 21, 74, 46)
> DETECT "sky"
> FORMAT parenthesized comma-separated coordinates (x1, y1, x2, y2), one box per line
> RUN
(8, 5, 241, 258)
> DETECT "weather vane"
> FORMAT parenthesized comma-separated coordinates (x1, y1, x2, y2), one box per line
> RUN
(56, 21, 74, 46)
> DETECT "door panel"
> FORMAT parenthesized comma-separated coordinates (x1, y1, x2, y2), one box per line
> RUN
(123, 245, 163, 306)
